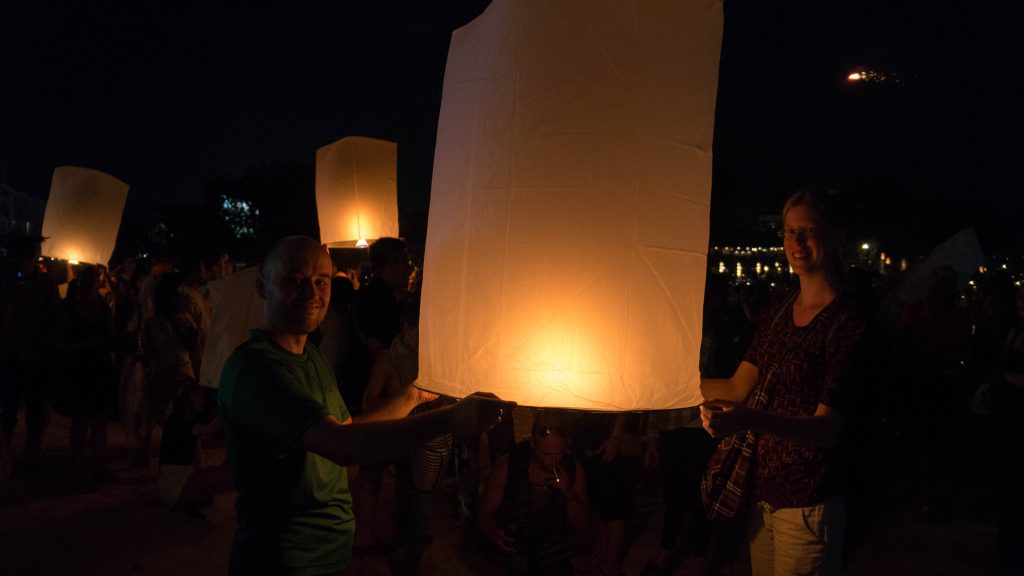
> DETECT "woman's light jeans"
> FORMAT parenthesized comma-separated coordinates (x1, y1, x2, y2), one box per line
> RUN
(748, 495, 845, 576)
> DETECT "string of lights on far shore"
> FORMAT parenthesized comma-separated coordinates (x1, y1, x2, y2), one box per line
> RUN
(708, 245, 1024, 288)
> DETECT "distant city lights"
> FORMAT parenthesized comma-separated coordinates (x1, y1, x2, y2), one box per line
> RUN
(707, 244, 1023, 288)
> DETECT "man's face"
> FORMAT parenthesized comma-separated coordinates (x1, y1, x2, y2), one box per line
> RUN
(379, 253, 413, 292)
(261, 241, 333, 337)
(530, 431, 568, 471)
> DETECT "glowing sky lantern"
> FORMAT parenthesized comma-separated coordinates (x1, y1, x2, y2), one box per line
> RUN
(40, 166, 129, 266)
(316, 136, 398, 248)
(419, 0, 724, 410)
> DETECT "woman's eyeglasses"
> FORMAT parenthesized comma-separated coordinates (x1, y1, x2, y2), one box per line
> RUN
(777, 227, 819, 240)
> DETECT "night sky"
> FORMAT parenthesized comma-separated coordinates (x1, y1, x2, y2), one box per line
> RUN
(3, 1, 1022, 255)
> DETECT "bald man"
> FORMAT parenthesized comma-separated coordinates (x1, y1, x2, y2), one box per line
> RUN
(218, 236, 508, 575)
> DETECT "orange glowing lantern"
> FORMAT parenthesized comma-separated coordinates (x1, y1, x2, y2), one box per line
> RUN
(316, 136, 399, 248)
(418, 0, 724, 410)
(40, 166, 129, 266)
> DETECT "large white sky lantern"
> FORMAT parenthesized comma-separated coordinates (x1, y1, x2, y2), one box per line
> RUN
(41, 166, 129, 266)
(316, 136, 399, 248)
(419, 0, 724, 411)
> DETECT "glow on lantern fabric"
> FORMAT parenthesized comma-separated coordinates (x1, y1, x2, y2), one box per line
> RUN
(419, 0, 723, 411)
(41, 166, 129, 266)
(198, 266, 264, 390)
(316, 136, 399, 248)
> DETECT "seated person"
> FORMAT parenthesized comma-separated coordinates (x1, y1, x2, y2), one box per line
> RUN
(477, 410, 589, 576)
(158, 382, 233, 520)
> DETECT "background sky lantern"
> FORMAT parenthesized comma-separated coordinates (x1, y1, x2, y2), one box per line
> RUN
(40, 166, 129, 266)
(419, 0, 724, 411)
(316, 136, 399, 248)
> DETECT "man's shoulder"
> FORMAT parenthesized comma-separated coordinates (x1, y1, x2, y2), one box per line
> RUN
(221, 334, 279, 386)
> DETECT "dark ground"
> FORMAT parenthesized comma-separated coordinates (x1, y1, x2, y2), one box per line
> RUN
(0, 407, 1014, 576)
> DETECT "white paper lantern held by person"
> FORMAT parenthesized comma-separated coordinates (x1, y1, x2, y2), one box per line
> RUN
(418, 0, 723, 411)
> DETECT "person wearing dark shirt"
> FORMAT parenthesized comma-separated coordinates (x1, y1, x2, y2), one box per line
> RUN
(1, 235, 60, 468)
(218, 236, 510, 575)
(701, 191, 866, 576)
(478, 411, 588, 576)
(352, 237, 413, 357)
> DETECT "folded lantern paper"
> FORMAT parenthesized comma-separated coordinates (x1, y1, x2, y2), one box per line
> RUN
(316, 136, 399, 248)
(198, 266, 264, 389)
(418, 0, 723, 410)
(41, 166, 129, 266)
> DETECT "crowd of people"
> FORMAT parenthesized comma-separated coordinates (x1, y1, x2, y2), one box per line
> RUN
(0, 243, 232, 493)
(1, 188, 1023, 574)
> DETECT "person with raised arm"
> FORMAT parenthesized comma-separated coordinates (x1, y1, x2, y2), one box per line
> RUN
(700, 192, 867, 576)
(218, 236, 511, 575)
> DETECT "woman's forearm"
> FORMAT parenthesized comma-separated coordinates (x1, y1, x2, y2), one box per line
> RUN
(746, 409, 844, 447)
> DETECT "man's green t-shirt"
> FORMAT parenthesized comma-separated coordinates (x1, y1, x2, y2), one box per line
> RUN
(219, 330, 352, 575)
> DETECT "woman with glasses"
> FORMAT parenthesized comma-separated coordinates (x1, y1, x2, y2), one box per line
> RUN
(700, 191, 867, 575)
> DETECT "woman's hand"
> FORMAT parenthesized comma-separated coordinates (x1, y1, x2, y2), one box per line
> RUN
(700, 399, 753, 438)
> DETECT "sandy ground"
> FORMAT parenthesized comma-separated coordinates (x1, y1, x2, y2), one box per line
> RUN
(0, 408, 1015, 576)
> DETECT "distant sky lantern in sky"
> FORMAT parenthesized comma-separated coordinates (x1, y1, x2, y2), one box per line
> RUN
(847, 69, 899, 85)
(316, 136, 398, 248)
(40, 166, 129, 266)
(419, 0, 724, 410)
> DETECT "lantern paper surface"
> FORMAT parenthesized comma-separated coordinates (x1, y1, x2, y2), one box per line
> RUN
(198, 266, 263, 389)
(316, 136, 399, 248)
(896, 228, 984, 302)
(419, 0, 723, 410)
(41, 166, 129, 265)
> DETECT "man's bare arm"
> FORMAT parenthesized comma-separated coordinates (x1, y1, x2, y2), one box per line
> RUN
(355, 383, 438, 424)
(303, 392, 509, 466)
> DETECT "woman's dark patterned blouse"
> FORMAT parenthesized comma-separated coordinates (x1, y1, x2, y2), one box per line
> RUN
(743, 291, 867, 509)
